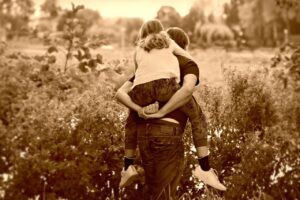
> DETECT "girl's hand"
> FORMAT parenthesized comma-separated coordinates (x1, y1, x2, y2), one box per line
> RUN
(138, 102, 164, 119)
(137, 107, 147, 119)
(143, 101, 159, 114)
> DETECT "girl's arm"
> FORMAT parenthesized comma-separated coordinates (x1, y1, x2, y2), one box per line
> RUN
(115, 81, 142, 113)
(171, 39, 193, 60)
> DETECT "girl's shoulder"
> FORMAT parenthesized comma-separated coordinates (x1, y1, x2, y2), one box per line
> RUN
(135, 45, 144, 51)
(135, 46, 147, 55)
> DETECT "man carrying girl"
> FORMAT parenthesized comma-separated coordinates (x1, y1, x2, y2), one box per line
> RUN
(116, 19, 226, 199)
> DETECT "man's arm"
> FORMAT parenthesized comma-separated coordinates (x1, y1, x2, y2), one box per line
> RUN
(144, 74, 197, 118)
(115, 81, 142, 112)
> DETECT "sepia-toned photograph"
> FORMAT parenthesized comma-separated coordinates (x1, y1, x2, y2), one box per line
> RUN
(0, 0, 299, 199)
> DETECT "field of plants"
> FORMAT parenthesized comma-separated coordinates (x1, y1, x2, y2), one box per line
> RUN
(6, 40, 275, 85)
(0, 38, 299, 200)
(0, 0, 300, 199)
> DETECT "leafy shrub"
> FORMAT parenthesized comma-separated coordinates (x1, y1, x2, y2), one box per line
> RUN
(177, 62, 299, 199)
(0, 41, 7, 56)
(0, 54, 130, 199)
(194, 23, 235, 48)
(46, 4, 104, 74)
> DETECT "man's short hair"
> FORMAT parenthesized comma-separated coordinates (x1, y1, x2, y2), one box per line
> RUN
(166, 27, 190, 49)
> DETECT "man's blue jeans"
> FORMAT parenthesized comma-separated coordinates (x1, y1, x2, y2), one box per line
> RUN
(137, 121, 185, 200)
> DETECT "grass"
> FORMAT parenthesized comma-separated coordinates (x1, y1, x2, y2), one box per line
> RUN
(191, 48, 273, 86)
(6, 40, 275, 87)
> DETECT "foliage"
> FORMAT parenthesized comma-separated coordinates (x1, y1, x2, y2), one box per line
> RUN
(276, 0, 300, 8)
(271, 43, 300, 91)
(0, 52, 129, 199)
(223, 0, 240, 26)
(40, 0, 61, 18)
(177, 62, 299, 199)
(181, 0, 207, 33)
(0, 41, 7, 56)
(194, 23, 235, 48)
(226, 0, 300, 47)
(76, 8, 102, 28)
(57, 7, 101, 32)
(47, 4, 104, 73)
(223, 1, 249, 49)
(116, 17, 144, 45)
(0, 0, 34, 38)
(1, 45, 300, 199)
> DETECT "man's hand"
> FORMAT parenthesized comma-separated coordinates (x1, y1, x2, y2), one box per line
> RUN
(138, 109, 164, 120)
(142, 111, 164, 119)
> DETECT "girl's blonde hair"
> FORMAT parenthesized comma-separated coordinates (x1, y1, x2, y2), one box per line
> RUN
(138, 19, 170, 52)
(138, 19, 164, 39)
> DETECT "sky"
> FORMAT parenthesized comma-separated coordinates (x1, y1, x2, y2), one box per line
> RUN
(33, 0, 198, 20)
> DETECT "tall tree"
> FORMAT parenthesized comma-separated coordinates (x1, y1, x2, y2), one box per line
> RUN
(57, 8, 101, 31)
(276, 0, 299, 8)
(181, 0, 210, 33)
(0, 0, 34, 37)
(227, 0, 289, 46)
(116, 17, 144, 44)
(41, 0, 61, 18)
(223, 0, 240, 26)
(276, 0, 300, 35)
(156, 6, 181, 28)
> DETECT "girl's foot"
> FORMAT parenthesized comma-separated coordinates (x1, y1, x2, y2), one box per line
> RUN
(192, 165, 227, 191)
(119, 165, 139, 188)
